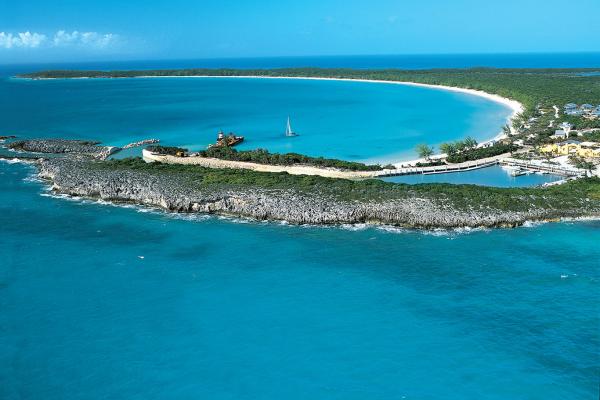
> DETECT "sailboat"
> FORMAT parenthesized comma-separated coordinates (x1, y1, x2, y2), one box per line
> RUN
(285, 116, 298, 137)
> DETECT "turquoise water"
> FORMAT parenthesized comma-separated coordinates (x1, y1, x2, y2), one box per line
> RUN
(1, 65, 598, 398)
(384, 165, 562, 187)
(1, 76, 510, 162)
(1, 160, 599, 399)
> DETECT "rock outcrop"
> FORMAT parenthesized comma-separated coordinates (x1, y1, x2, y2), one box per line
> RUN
(36, 158, 600, 228)
(8, 139, 119, 159)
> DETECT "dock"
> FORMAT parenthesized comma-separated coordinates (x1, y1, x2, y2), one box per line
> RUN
(499, 158, 583, 177)
(375, 158, 501, 177)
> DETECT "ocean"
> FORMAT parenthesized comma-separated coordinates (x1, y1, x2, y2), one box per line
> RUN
(1, 56, 598, 399)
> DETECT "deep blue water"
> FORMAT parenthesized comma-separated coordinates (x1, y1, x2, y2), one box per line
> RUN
(1, 160, 598, 399)
(3, 52, 600, 74)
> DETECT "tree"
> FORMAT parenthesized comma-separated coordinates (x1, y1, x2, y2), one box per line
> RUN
(455, 140, 467, 152)
(464, 136, 478, 149)
(439, 142, 457, 156)
(416, 143, 434, 160)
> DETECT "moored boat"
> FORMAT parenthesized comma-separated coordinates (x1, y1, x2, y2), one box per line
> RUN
(209, 130, 244, 148)
(285, 116, 298, 137)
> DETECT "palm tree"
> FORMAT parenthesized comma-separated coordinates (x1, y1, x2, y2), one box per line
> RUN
(416, 143, 434, 160)
(464, 136, 478, 149)
(439, 142, 457, 156)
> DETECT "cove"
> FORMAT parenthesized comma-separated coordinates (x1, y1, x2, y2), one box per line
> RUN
(1, 76, 512, 162)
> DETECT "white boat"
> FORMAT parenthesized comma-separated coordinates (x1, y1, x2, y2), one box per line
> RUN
(509, 168, 526, 177)
(285, 116, 298, 137)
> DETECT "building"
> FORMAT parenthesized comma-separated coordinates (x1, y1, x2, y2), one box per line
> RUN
(559, 122, 573, 133)
(581, 104, 594, 111)
(578, 142, 600, 158)
(540, 140, 600, 158)
(565, 108, 583, 116)
(550, 129, 568, 139)
(564, 103, 577, 110)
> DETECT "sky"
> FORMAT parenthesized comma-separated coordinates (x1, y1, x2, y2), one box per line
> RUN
(1, 0, 600, 64)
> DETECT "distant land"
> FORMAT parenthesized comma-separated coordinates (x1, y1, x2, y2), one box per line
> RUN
(19, 67, 600, 119)
(4, 52, 600, 72)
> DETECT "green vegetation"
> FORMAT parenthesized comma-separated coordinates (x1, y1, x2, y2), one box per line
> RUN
(146, 145, 188, 156)
(415, 144, 435, 160)
(414, 160, 445, 167)
(559, 115, 600, 131)
(94, 157, 600, 212)
(439, 136, 478, 156)
(581, 130, 600, 142)
(154, 145, 392, 171)
(446, 142, 517, 163)
(569, 156, 596, 173)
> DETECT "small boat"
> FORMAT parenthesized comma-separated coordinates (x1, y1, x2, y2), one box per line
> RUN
(209, 130, 244, 148)
(285, 116, 298, 137)
(509, 168, 526, 177)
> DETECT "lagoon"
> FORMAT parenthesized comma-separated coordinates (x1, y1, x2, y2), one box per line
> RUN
(1, 76, 511, 162)
(383, 165, 562, 187)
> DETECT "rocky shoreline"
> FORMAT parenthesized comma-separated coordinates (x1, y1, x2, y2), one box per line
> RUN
(8, 139, 118, 159)
(36, 158, 600, 229)
(4, 139, 600, 229)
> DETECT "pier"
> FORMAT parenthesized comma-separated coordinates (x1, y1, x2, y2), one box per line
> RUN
(499, 158, 583, 177)
(375, 158, 502, 177)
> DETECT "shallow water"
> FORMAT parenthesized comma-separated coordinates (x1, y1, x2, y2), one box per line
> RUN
(1, 161, 598, 400)
(0, 76, 510, 162)
(383, 165, 562, 187)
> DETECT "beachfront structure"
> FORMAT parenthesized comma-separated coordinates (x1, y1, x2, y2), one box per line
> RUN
(562, 103, 600, 117)
(578, 142, 600, 158)
(559, 122, 573, 131)
(566, 109, 584, 116)
(551, 129, 568, 139)
(540, 140, 600, 158)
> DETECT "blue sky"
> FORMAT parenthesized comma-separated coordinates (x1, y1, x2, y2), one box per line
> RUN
(1, 0, 600, 63)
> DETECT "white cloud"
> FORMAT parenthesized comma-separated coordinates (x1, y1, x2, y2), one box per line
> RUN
(53, 30, 118, 48)
(0, 31, 47, 49)
(0, 30, 118, 50)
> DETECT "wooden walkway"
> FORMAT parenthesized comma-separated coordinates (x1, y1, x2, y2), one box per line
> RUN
(499, 158, 583, 177)
(373, 158, 502, 177)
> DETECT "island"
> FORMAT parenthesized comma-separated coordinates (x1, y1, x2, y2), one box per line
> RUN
(2, 138, 599, 228)
(18, 67, 600, 175)
(6, 67, 600, 228)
